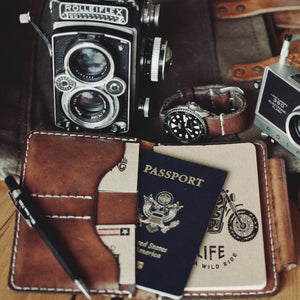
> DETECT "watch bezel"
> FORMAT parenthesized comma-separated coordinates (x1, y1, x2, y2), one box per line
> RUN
(163, 106, 208, 144)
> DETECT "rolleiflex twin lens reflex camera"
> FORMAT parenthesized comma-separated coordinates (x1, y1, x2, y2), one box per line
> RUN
(254, 34, 300, 159)
(20, 0, 172, 134)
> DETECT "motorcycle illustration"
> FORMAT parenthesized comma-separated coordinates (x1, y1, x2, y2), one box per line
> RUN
(208, 189, 259, 242)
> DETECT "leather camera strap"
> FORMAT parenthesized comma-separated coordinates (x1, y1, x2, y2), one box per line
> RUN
(272, 11, 300, 29)
(230, 53, 300, 82)
(215, 0, 300, 19)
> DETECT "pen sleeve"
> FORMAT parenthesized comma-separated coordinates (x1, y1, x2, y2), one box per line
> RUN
(8, 130, 138, 297)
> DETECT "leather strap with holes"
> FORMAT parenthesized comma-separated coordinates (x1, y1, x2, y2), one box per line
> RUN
(231, 53, 300, 82)
(215, 0, 300, 19)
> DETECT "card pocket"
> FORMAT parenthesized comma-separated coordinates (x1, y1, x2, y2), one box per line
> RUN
(9, 198, 120, 293)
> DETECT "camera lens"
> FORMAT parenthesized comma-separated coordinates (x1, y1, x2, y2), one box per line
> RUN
(65, 42, 115, 84)
(288, 115, 300, 145)
(71, 90, 107, 120)
(61, 88, 119, 129)
(70, 48, 108, 81)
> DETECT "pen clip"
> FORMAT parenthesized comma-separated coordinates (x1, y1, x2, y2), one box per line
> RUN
(8, 191, 33, 228)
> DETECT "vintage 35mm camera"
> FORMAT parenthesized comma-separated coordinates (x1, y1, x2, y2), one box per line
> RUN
(20, 0, 172, 134)
(254, 34, 300, 158)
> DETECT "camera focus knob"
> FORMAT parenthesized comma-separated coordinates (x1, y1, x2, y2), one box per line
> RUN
(150, 37, 173, 82)
(141, 1, 160, 28)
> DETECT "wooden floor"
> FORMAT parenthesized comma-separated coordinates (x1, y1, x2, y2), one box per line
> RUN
(0, 180, 299, 300)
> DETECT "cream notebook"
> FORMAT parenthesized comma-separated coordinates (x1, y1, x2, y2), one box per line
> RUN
(154, 143, 267, 291)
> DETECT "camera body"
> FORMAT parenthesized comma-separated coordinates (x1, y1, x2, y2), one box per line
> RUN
(254, 35, 300, 158)
(49, 0, 171, 134)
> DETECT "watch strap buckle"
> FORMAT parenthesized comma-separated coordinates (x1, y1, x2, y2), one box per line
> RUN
(219, 86, 244, 95)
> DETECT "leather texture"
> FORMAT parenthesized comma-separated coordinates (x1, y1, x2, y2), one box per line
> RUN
(272, 11, 300, 29)
(97, 192, 138, 225)
(230, 53, 300, 82)
(9, 130, 138, 297)
(159, 85, 247, 136)
(252, 143, 297, 295)
(266, 158, 297, 273)
(7, 132, 297, 298)
(215, 0, 300, 19)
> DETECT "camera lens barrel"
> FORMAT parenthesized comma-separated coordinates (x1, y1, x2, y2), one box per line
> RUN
(286, 109, 300, 146)
(61, 88, 120, 129)
(64, 42, 115, 85)
(151, 37, 172, 82)
(141, 2, 160, 28)
(142, 37, 173, 82)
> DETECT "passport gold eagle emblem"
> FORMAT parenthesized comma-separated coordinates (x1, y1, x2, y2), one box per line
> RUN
(139, 191, 183, 234)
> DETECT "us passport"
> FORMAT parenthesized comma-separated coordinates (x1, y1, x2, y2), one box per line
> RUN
(137, 149, 227, 299)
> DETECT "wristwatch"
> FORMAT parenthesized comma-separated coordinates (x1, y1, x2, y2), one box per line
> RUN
(159, 85, 247, 144)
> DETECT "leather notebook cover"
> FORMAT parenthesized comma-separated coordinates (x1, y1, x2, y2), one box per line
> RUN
(8, 130, 139, 297)
(8, 131, 296, 299)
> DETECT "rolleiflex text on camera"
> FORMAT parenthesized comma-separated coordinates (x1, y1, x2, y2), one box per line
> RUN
(20, 0, 172, 134)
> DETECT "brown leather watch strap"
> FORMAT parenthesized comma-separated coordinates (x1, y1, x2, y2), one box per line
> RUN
(215, 0, 300, 19)
(160, 85, 247, 137)
(231, 53, 300, 82)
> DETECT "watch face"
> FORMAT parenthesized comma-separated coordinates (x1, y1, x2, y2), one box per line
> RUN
(163, 107, 207, 143)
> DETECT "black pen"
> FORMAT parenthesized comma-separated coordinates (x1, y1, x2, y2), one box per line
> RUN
(1, 168, 92, 300)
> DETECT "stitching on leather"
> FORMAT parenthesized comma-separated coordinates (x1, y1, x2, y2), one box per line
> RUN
(184, 142, 278, 297)
(14, 131, 279, 296)
(32, 194, 93, 199)
(10, 213, 132, 296)
(10, 214, 21, 292)
(255, 142, 278, 294)
(31, 130, 136, 141)
(11, 130, 133, 295)
(22, 130, 136, 185)
(34, 195, 93, 219)
(44, 215, 92, 220)
(219, 113, 225, 136)
(266, 160, 281, 269)
(21, 130, 136, 181)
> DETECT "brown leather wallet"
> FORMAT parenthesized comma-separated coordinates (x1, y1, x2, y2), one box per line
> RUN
(8, 131, 297, 299)
(9, 130, 138, 297)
